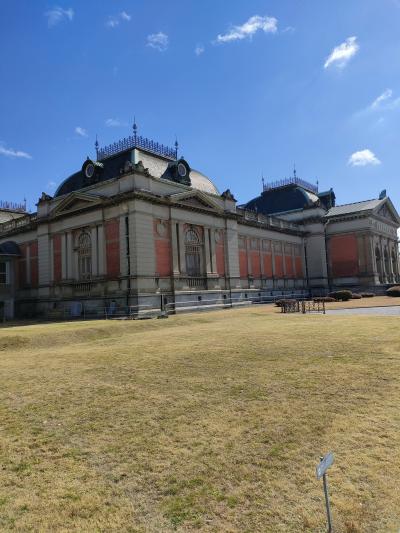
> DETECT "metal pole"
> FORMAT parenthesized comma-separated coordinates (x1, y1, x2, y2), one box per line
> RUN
(322, 472, 333, 532)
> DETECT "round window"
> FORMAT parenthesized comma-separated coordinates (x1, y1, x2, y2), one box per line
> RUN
(85, 163, 95, 179)
(177, 163, 187, 178)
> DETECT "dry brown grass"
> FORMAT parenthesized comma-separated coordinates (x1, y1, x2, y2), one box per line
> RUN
(1, 308, 400, 532)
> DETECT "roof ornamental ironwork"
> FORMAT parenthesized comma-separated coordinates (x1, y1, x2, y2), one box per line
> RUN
(263, 176, 318, 194)
(0, 200, 27, 212)
(97, 134, 177, 161)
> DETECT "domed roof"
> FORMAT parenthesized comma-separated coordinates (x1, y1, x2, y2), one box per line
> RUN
(244, 184, 320, 215)
(190, 169, 220, 195)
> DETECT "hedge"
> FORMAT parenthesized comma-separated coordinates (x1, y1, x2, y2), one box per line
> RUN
(386, 286, 400, 297)
(328, 290, 353, 301)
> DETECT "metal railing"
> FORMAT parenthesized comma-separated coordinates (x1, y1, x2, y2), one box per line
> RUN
(263, 176, 318, 194)
(0, 213, 37, 234)
(42, 292, 310, 321)
(97, 134, 177, 161)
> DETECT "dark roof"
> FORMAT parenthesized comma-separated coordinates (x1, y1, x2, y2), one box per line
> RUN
(243, 184, 321, 215)
(0, 241, 21, 256)
(326, 199, 382, 217)
(55, 150, 133, 197)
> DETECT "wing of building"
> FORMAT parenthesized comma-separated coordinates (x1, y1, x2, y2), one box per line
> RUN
(0, 133, 399, 319)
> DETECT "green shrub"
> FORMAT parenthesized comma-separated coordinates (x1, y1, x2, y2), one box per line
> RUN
(360, 292, 375, 298)
(313, 297, 336, 303)
(386, 286, 400, 297)
(328, 290, 353, 301)
(351, 293, 362, 299)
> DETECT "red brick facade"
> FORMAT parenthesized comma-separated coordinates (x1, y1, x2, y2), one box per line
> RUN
(274, 254, 284, 277)
(154, 219, 172, 276)
(329, 234, 359, 277)
(295, 256, 303, 278)
(263, 254, 273, 277)
(239, 249, 248, 277)
(16, 241, 39, 288)
(105, 219, 120, 278)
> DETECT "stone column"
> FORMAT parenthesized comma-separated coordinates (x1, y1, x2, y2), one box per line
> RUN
(61, 233, 67, 280)
(291, 245, 296, 279)
(178, 222, 186, 274)
(66, 232, 73, 279)
(282, 243, 287, 277)
(49, 237, 54, 282)
(204, 227, 212, 274)
(260, 241, 265, 277)
(210, 229, 217, 274)
(224, 219, 240, 288)
(97, 225, 106, 276)
(387, 240, 395, 283)
(271, 241, 276, 278)
(380, 238, 387, 283)
(91, 226, 98, 276)
(247, 239, 252, 275)
(26, 244, 31, 285)
(37, 223, 51, 292)
(171, 220, 180, 275)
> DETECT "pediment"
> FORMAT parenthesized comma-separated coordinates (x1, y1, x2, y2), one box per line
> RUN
(374, 198, 400, 225)
(168, 190, 223, 213)
(52, 192, 104, 216)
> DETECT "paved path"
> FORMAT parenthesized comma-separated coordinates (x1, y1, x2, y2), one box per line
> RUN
(327, 305, 400, 316)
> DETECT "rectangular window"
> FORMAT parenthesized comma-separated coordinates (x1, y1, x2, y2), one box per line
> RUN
(0, 262, 7, 285)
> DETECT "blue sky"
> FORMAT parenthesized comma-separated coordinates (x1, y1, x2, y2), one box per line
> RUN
(1, 0, 400, 212)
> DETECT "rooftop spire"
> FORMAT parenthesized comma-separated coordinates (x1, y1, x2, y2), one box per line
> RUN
(133, 117, 138, 142)
(95, 135, 99, 159)
(174, 136, 179, 159)
(293, 163, 297, 179)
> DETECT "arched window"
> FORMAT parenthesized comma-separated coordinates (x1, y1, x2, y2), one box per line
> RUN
(185, 228, 202, 276)
(78, 231, 91, 280)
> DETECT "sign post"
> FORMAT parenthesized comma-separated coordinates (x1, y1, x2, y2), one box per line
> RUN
(316, 452, 334, 532)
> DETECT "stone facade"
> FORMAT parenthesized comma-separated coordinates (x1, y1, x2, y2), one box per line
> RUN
(0, 140, 399, 319)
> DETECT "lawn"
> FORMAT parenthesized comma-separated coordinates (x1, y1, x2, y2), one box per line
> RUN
(0, 307, 399, 532)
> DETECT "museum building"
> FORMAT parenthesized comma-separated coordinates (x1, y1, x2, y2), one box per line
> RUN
(0, 129, 399, 319)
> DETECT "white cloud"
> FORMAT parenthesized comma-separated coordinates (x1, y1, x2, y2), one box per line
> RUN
(216, 15, 277, 44)
(75, 126, 88, 137)
(282, 26, 295, 34)
(371, 89, 392, 109)
(348, 149, 381, 167)
(369, 88, 400, 111)
(45, 7, 74, 28)
(147, 32, 169, 52)
(0, 144, 32, 159)
(105, 118, 126, 127)
(120, 11, 131, 21)
(195, 44, 205, 56)
(324, 36, 359, 69)
(107, 11, 131, 28)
